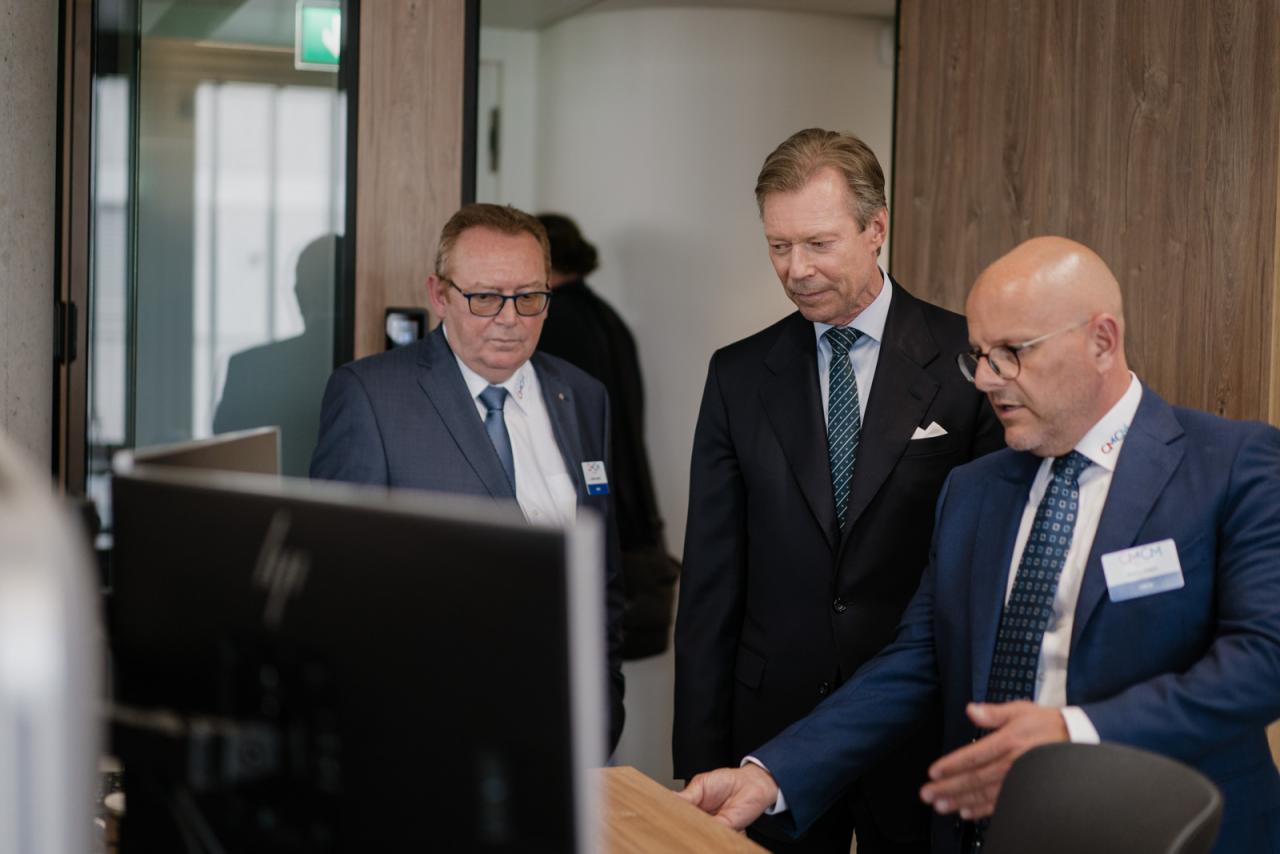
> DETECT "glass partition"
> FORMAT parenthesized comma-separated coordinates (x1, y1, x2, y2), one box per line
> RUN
(87, 0, 352, 518)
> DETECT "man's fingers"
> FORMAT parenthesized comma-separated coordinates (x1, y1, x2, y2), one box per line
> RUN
(926, 775, 1003, 816)
(679, 772, 729, 813)
(950, 776, 1004, 809)
(927, 754, 1012, 797)
(928, 730, 1004, 781)
(956, 783, 1001, 820)
(676, 778, 703, 806)
(924, 704, 1066, 817)
(966, 701, 1004, 729)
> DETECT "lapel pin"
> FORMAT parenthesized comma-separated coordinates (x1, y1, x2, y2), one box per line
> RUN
(558, 392, 566, 401)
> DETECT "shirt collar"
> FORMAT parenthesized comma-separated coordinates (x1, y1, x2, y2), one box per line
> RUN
(1073, 372, 1143, 471)
(812, 267, 893, 346)
(443, 324, 537, 412)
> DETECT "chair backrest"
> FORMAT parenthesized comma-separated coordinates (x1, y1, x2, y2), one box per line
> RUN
(983, 742, 1222, 854)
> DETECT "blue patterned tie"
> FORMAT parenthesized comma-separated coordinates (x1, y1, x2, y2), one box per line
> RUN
(824, 326, 863, 528)
(479, 385, 516, 491)
(986, 451, 1091, 702)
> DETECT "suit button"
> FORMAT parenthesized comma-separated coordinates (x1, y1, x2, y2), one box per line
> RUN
(818, 681, 831, 696)
(832, 597, 847, 613)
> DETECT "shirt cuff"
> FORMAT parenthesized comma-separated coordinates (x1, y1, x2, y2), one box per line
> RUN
(740, 756, 787, 815)
(1061, 706, 1100, 743)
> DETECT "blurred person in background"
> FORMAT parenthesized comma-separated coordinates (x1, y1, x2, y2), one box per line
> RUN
(536, 213, 678, 660)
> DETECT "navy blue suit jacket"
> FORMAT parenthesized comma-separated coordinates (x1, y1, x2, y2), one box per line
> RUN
(755, 386, 1280, 852)
(310, 327, 626, 752)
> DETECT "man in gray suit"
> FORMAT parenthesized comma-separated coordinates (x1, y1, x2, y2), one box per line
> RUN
(310, 203, 625, 751)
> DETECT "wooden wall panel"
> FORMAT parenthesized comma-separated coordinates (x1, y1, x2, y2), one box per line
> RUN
(893, 0, 1280, 422)
(354, 0, 467, 359)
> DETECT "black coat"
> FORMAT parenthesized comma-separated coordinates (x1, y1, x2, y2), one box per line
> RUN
(674, 280, 1003, 843)
(538, 279, 677, 659)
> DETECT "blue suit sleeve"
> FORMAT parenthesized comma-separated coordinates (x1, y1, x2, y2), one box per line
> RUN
(309, 366, 390, 486)
(1081, 426, 1280, 761)
(752, 474, 952, 837)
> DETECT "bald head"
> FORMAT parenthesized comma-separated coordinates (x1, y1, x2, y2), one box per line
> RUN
(969, 237, 1123, 331)
(965, 237, 1131, 457)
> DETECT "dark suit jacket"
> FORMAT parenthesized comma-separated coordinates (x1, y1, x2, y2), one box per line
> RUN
(674, 280, 1003, 841)
(214, 331, 330, 477)
(538, 279, 676, 658)
(755, 387, 1280, 853)
(309, 327, 626, 752)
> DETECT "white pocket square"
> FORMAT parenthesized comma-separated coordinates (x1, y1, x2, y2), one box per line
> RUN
(911, 421, 948, 440)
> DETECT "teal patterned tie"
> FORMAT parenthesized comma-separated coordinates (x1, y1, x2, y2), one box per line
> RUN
(986, 451, 1091, 702)
(824, 326, 863, 528)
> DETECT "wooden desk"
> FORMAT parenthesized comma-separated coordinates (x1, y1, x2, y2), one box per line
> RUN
(601, 766, 768, 853)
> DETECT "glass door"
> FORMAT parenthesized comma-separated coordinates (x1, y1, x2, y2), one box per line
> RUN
(85, 0, 355, 518)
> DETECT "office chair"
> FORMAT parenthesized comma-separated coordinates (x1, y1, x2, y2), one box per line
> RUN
(983, 742, 1222, 854)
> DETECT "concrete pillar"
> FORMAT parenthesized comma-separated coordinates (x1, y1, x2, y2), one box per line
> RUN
(0, 0, 57, 465)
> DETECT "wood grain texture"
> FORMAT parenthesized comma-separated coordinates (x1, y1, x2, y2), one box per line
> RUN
(893, 0, 1280, 422)
(599, 766, 767, 853)
(354, 0, 466, 358)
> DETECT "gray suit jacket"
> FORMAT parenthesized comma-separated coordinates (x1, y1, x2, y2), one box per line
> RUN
(310, 327, 626, 751)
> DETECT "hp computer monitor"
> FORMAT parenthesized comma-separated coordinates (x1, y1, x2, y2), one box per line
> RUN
(109, 464, 604, 852)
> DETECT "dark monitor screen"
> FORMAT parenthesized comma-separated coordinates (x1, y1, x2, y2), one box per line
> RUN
(109, 466, 604, 853)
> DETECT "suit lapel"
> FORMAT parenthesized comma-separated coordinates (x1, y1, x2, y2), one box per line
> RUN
(759, 314, 840, 550)
(416, 329, 516, 500)
(1070, 389, 1184, 650)
(969, 453, 1041, 701)
(840, 283, 940, 545)
(533, 355, 589, 504)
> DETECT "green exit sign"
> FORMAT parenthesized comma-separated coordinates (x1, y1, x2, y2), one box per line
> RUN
(295, 1, 341, 71)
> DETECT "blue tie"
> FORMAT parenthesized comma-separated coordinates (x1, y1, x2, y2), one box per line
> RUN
(478, 386, 515, 491)
(986, 450, 1091, 703)
(824, 326, 863, 528)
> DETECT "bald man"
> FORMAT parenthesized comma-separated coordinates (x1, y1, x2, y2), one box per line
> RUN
(680, 237, 1280, 853)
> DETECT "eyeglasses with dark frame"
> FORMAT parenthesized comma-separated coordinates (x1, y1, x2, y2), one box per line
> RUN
(442, 278, 553, 317)
(957, 318, 1091, 382)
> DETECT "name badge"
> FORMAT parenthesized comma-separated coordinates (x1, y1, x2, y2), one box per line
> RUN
(1101, 539, 1184, 602)
(581, 461, 609, 495)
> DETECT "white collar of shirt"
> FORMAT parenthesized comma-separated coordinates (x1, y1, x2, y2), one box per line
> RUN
(811, 266, 892, 345)
(441, 325, 575, 527)
(1070, 372, 1143, 471)
(442, 323, 538, 413)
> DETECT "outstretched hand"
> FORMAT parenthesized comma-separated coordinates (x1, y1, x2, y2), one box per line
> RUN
(920, 701, 1068, 819)
(678, 764, 780, 831)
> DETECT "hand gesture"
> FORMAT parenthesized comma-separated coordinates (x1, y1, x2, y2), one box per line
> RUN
(678, 764, 780, 830)
(919, 701, 1068, 819)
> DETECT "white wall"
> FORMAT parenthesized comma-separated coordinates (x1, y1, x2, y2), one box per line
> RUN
(477, 27, 540, 211)
(534, 7, 895, 560)
(519, 6, 895, 787)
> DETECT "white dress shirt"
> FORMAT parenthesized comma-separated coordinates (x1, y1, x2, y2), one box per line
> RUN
(813, 267, 892, 420)
(445, 328, 577, 527)
(750, 373, 1145, 814)
(1008, 372, 1143, 742)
